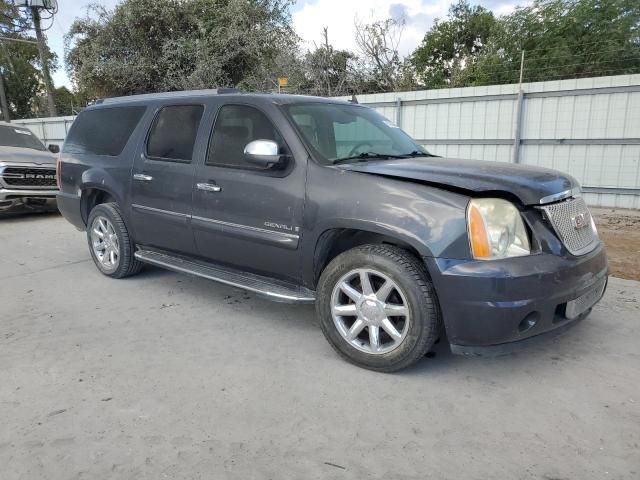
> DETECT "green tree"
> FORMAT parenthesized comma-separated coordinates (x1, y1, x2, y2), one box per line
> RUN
(45, 86, 88, 116)
(464, 0, 640, 86)
(66, 0, 296, 97)
(410, 0, 495, 88)
(0, 0, 57, 119)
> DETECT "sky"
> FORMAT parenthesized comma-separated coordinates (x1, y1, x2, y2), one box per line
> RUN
(43, 0, 524, 90)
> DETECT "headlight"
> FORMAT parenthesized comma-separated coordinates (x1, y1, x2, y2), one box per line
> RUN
(467, 198, 531, 260)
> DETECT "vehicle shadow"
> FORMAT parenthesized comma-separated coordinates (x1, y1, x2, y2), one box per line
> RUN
(111, 265, 593, 376)
(132, 264, 319, 331)
(400, 322, 591, 378)
(0, 209, 60, 222)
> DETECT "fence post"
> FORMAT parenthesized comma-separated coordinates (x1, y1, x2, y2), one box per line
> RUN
(395, 97, 402, 128)
(512, 91, 524, 163)
(512, 50, 526, 163)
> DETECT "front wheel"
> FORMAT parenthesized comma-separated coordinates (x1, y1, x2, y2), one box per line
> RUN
(316, 245, 441, 372)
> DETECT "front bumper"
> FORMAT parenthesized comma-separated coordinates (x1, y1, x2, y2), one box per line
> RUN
(426, 242, 608, 355)
(0, 188, 58, 211)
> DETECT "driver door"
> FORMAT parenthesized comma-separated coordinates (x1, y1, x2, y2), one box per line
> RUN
(191, 103, 307, 283)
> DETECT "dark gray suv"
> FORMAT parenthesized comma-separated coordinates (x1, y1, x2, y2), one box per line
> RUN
(57, 89, 608, 371)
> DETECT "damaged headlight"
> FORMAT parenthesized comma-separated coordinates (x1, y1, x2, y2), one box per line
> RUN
(467, 198, 531, 260)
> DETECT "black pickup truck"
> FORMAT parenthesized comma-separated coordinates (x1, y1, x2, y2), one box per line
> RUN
(57, 90, 608, 371)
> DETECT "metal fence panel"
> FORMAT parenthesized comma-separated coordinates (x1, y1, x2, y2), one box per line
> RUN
(337, 74, 640, 209)
(9, 74, 640, 208)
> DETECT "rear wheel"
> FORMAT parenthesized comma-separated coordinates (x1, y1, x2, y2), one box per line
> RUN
(87, 203, 142, 278)
(316, 245, 440, 372)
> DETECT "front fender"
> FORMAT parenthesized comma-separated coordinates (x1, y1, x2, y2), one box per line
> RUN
(302, 164, 472, 287)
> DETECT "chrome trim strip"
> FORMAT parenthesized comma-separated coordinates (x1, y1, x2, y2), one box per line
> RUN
(192, 216, 300, 240)
(0, 188, 58, 200)
(196, 183, 222, 192)
(539, 187, 581, 205)
(131, 203, 189, 218)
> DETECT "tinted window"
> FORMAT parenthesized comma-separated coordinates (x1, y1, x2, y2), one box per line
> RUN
(147, 105, 204, 161)
(207, 105, 284, 168)
(63, 106, 146, 156)
(0, 125, 46, 151)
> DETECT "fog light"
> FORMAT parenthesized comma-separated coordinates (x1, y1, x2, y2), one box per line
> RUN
(518, 312, 539, 333)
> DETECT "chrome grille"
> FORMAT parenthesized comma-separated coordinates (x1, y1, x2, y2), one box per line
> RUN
(539, 197, 598, 256)
(1, 167, 57, 188)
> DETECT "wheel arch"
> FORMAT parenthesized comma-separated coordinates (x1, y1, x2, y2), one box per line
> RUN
(78, 168, 127, 225)
(311, 224, 432, 288)
(80, 186, 118, 225)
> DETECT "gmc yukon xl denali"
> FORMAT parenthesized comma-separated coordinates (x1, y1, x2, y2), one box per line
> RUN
(0, 122, 59, 213)
(57, 90, 608, 371)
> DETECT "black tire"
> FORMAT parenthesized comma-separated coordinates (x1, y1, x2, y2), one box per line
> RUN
(316, 244, 441, 372)
(86, 202, 142, 279)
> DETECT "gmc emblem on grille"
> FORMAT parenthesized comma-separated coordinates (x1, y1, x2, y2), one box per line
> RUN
(572, 212, 589, 229)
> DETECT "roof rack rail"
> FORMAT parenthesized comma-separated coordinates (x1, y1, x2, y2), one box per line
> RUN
(95, 88, 243, 105)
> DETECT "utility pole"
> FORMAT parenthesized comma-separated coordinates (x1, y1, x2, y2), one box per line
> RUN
(0, 70, 10, 122)
(30, 6, 56, 117)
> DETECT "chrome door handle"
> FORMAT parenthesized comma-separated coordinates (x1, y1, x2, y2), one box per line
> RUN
(197, 183, 222, 192)
(133, 173, 153, 182)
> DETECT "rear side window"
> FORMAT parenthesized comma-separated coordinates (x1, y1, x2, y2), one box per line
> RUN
(146, 105, 204, 161)
(63, 106, 146, 156)
(207, 105, 284, 169)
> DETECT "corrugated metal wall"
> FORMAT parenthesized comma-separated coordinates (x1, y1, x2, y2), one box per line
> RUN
(11, 74, 640, 208)
(12, 116, 75, 149)
(337, 74, 640, 209)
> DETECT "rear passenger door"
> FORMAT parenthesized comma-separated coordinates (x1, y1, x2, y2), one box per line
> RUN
(191, 102, 307, 283)
(130, 103, 205, 254)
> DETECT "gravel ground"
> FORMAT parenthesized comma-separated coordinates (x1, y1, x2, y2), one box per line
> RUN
(1, 212, 639, 480)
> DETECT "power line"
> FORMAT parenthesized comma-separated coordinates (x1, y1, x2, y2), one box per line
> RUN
(0, 35, 38, 45)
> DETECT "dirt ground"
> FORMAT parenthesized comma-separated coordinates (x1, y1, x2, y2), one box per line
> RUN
(592, 208, 640, 281)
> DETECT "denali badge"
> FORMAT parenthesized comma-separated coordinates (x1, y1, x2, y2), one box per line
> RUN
(264, 221, 300, 233)
(571, 212, 589, 230)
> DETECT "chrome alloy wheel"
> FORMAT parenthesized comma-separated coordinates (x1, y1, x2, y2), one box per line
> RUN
(330, 269, 410, 354)
(90, 216, 120, 272)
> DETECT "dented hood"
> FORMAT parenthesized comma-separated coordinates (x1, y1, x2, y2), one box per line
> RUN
(339, 157, 579, 205)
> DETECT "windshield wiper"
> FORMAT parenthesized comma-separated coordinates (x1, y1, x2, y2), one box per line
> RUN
(398, 150, 439, 158)
(332, 152, 407, 165)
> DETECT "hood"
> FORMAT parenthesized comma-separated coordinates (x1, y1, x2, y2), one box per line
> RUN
(0, 145, 57, 166)
(339, 157, 579, 205)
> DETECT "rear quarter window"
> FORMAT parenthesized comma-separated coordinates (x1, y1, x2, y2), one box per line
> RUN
(63, 106, 146, 156)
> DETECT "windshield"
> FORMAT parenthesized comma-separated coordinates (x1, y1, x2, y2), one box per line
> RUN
(0, 125, 46, 151)
(285, 103, 428, 164)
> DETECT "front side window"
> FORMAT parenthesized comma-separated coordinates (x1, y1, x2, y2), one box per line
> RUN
(0, 125, 46, 151)
(207, 105, 285, 169)
(64, 106, 146, 156)
(285, 103, 427, 164)
(147, 105, 204, 161)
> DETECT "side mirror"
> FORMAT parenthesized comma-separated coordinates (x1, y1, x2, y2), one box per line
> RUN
(48, 144, 60, 154)
(243, 140, 285, 168)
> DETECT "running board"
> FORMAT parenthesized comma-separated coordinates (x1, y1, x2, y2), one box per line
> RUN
(134, 249, 315, 303)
